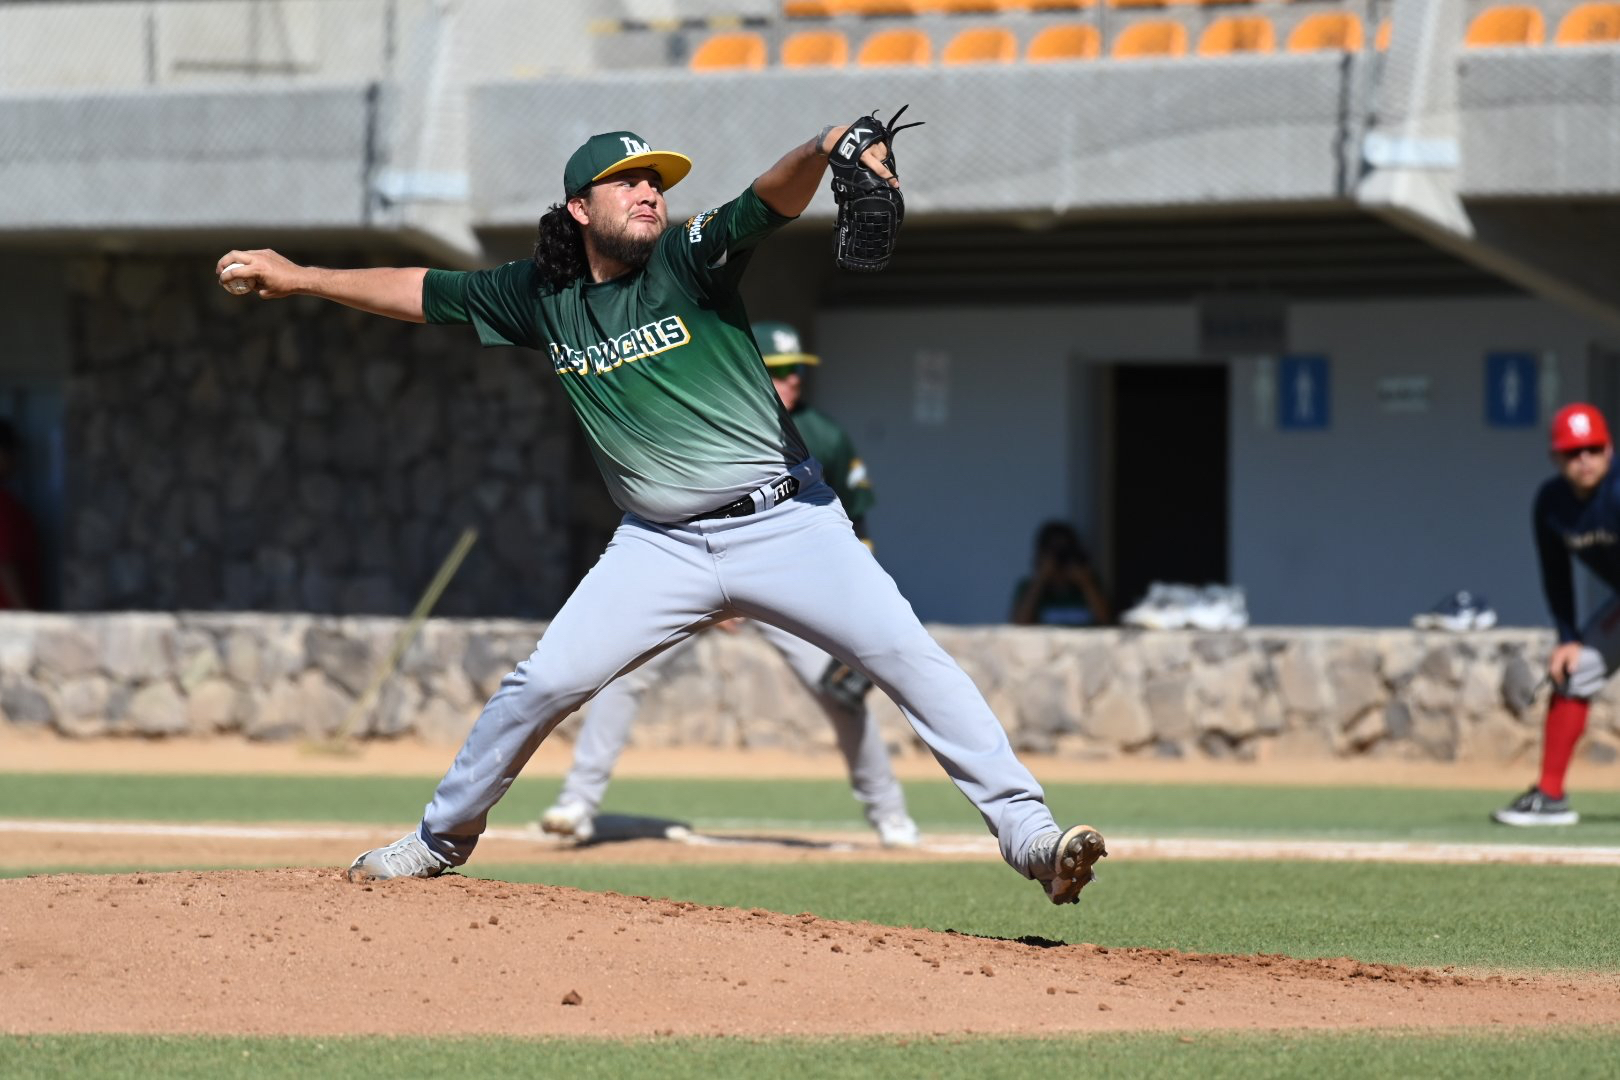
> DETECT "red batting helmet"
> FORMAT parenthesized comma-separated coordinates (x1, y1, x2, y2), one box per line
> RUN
(1550, 403, 1611, 452)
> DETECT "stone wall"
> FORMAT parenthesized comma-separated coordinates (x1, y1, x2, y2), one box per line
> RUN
(60, 253, 579, 618)
(3, 613, 1616, 769)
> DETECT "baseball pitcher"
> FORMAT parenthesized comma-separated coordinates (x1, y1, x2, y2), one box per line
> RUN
(215, 111, 1105, 904)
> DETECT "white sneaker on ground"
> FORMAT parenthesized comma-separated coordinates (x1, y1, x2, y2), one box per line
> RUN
(873, 812, 921, 849)
(1029, 824, 1108, 905)
(345, 830, 451, 883)
(538, 799, 597, 844)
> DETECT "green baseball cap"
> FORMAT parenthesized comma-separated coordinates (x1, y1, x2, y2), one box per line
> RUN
(563, 131, 692, 197)
(752, 321, 820, 368)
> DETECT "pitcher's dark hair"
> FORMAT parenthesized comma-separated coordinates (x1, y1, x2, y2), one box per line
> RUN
(532, 202, 587, 291)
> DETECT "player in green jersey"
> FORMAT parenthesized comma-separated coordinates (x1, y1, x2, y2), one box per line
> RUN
(217, 122, 1106, 905)
(536, 320, 918, 849)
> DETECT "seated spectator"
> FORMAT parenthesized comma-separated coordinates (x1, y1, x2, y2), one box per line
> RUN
(0, 419, 41, 610)
(1011, 521, 1111, 627)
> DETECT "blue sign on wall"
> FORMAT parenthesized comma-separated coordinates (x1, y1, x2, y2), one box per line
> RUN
(1278, 355, 1331, 431)
(1485, 352, 1539, 428)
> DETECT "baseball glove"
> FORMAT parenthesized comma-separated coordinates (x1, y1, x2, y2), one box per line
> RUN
(819, 657, 876, 714)
(830, 105, 923, 273)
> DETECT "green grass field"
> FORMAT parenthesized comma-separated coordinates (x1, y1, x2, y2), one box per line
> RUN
(5, 772, 1618, 1077)
(4, 1029, 1620, 1080)
(6, 772, 1620, 846)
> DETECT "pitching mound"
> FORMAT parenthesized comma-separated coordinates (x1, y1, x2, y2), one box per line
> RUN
(2, 869, 1614, 1037)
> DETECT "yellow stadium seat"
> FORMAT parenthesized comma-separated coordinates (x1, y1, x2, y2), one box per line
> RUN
(1286, 12, 1364, 53)
(1197, 15, 1274, 55)
(1375, 18, 1392, 51)
(1466, 5, 1546, 47)
(936, 0, 1007, 12)
(1027, 23, 1102, 62)
(689, 32, 766, 72)
(943, 26, 1017, 64)
(1112, 20, 1189, 58)
(1556, 3, 1620, 44)
(1029, 0, 1097, 10)
(857, 28, 932, 66)
(782, 29, 850, 67)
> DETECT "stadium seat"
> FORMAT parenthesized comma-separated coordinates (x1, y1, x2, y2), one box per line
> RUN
(1197, 15, 1275, 55)
(1026, 23, 1102, 62)
(943, 27, 1018, 64)
(1112, 20, 1189, 58)
(857, 28, 932, 66)
(1466, 5, 1546, 47)
(1555, 3, 1620, 45)
(784, 0, 926, 15)
(937, 0, 1010, 12)
(1286, 12, 1364, 53)
(782, 29, 850, 67)
(690, 33, 766, 72)
(1375, 18, 1392, 51)
(1029, 0, 1097, 10)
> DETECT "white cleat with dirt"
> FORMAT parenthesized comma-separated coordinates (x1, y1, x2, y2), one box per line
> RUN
(1033, 824, 1108, 905)
(345, 831, 451, 883)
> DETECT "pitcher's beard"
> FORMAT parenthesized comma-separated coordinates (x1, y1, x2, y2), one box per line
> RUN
(593, 219, 661, 270)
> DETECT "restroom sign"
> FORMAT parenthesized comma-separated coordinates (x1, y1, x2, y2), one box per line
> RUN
(1485, 352, 1538, 428)
(1278, 355, 1330, 431)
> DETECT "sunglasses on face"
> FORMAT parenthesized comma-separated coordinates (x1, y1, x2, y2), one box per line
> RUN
(1560, 445, 1607, 461)
(770, 364, 809, 379)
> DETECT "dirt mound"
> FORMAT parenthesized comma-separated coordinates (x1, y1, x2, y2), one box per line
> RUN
(2, 869, 1613, 1037)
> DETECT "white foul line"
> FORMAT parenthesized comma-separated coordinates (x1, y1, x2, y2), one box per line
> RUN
(3, 819, 1620, 866)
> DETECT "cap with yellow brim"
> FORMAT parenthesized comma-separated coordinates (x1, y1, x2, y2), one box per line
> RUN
(563, 131, 692, 197)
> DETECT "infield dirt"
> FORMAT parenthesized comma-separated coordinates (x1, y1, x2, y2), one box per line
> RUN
(3, 868, 1617, 1038)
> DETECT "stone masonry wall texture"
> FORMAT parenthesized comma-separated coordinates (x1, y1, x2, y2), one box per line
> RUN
(3, 613, 1617, 770)
(61, 254, 576, 619)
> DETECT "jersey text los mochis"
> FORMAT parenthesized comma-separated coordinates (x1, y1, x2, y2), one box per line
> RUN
(549, 316, 691, 377)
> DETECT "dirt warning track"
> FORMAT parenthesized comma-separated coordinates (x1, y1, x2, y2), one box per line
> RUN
(2, 869, 1616, 1038)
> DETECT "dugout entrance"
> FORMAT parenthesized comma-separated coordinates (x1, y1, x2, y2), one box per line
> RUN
(1100, 363, 1230, 616)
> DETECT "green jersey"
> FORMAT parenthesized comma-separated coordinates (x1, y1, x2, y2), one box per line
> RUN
(788, 405, 874, 524)
(422, 184, 808, 524)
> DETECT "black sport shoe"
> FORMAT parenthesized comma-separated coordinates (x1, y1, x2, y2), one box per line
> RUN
(1491, 787, 1579, 827)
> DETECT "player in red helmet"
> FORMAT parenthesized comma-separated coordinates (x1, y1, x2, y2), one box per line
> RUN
(1495, 404, 1617, 825)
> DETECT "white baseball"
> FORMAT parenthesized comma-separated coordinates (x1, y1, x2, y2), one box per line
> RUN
(220, 262, 257, 296)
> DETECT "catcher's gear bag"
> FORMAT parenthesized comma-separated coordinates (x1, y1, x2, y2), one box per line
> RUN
(819, 657, 876, 714)
(830, 105, 924, 273)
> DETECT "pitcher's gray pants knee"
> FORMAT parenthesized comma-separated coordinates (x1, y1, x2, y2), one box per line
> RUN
(419, 483, 1057, 876)
(557, 621, 909, 825)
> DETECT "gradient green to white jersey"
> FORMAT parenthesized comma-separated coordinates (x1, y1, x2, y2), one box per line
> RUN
(423, 185, 808, 523)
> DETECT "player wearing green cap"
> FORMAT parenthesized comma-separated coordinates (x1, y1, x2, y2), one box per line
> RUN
(536, 320, 915, 849)
(216, 120, 1105, 905)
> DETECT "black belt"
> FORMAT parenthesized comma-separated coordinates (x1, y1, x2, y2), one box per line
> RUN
(689, 474, 801, 522)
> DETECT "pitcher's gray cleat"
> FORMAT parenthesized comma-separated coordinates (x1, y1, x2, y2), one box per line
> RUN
(345, 831, 451, 882)
(538, 798, 597, 844)
(1032, 824, 1108, 905)
(873, 812, 921, 849)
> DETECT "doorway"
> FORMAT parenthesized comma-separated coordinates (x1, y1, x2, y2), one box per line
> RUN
(1107, 364, 1230, 614)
